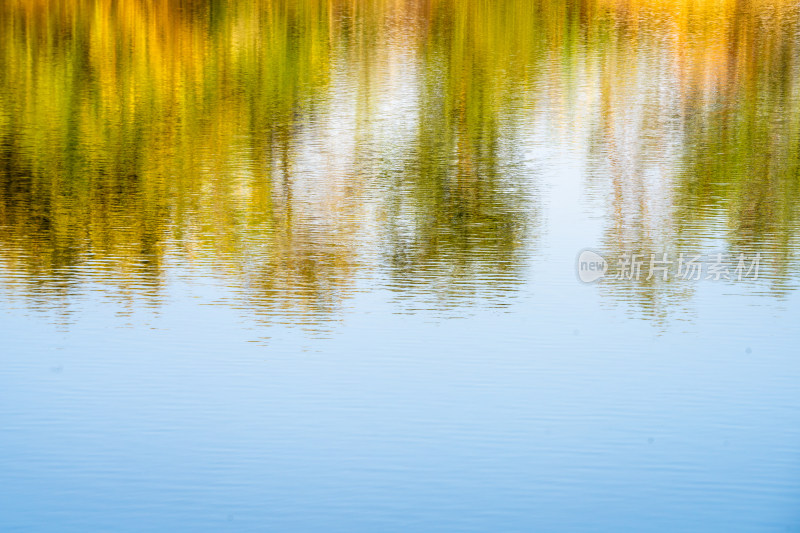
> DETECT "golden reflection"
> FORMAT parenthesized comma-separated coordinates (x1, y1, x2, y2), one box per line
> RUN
(0, 0, 798, 317)
(585, 0, 800, 314)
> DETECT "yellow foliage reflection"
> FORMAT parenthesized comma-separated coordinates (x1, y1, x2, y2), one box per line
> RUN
(1, 0, 798, 318)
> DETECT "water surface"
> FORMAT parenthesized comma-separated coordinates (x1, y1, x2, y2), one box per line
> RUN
(1, 0, 800, 531)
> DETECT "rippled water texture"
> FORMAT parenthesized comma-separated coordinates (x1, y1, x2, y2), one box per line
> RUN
(1, 1, 799, 531)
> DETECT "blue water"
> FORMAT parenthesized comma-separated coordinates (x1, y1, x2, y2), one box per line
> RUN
(3, 170, 799, 531)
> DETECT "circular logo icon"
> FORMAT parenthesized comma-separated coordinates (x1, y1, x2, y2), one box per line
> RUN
(576, 250, 608, 283)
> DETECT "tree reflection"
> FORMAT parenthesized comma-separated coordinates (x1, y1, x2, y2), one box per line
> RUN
(0, 0, 798, 323)
(0, 0, 538, 320)
(587, 0, 800, 315)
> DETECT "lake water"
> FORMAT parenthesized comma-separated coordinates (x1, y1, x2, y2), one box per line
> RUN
(1, 0, 800, 531)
